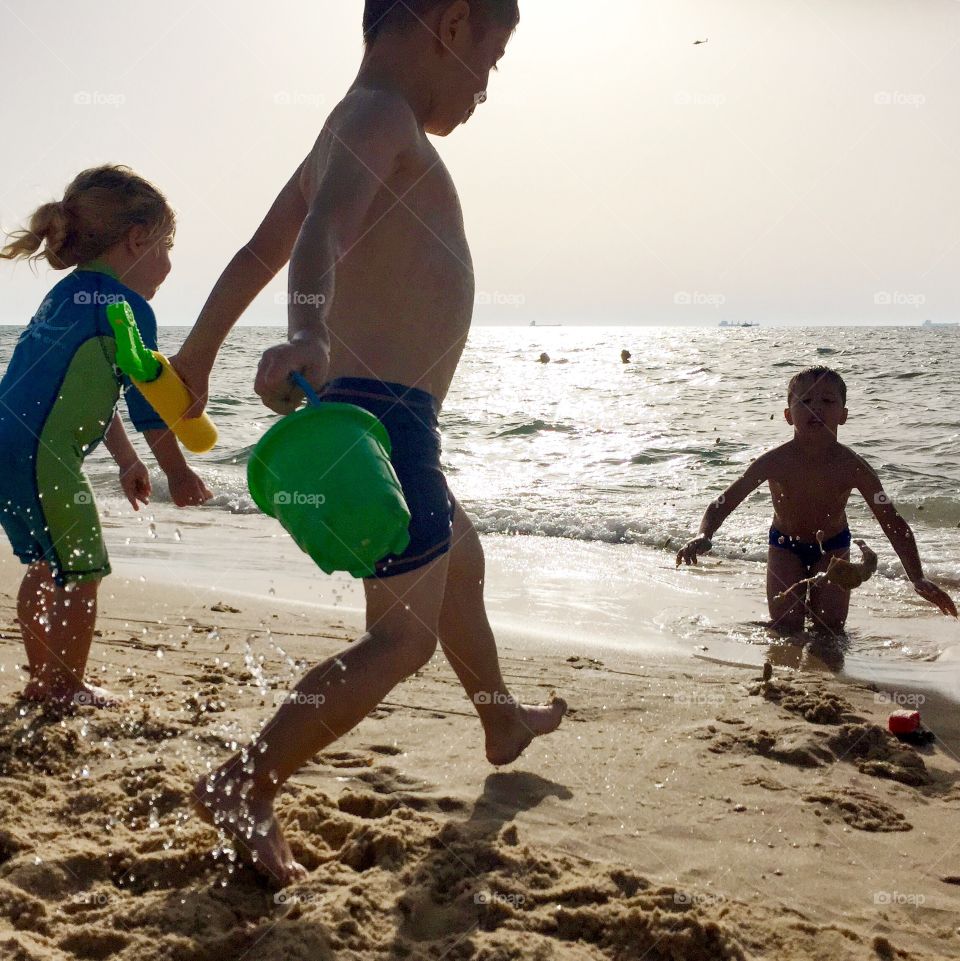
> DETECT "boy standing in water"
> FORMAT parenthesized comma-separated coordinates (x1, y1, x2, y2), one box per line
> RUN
(174, 0, 565, 884)
(677, 366, 956, 632)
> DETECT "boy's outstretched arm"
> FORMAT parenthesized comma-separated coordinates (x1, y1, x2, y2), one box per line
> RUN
(855, 457, 957, 617)
(676, 456, 769, 566)
(171, 162, 310, 414)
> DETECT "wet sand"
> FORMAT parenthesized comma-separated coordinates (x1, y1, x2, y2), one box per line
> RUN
(1, 553, 959, 959)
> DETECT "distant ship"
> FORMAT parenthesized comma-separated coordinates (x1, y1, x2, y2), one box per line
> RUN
(719, 321, 759, 328)
(922, 319, 958, 328)
(529, 321, 562, 327)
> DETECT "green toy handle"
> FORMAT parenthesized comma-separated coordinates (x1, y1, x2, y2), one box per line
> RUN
(106, 301, 161, 383)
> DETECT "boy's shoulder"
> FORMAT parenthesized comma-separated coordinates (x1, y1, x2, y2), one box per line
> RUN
(756, 439, 866, 474)
(752, 440, 795, 469)
(834, 442, 880, 481)
(323, 86, 423, 149)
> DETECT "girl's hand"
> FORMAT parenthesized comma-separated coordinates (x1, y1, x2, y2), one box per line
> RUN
(167, 467, 213, 508)
(676, 535, 713, 567)
(120, 460, 152, 511)
(913, 578, 958, 617)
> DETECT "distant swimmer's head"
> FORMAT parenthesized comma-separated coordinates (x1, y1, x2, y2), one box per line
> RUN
(538, 352, 550, 364)
(0, 165, 175, 299)
(363, 0, 519, 136)
(621, 350, 632, 364)
(785, 366, 848, 437)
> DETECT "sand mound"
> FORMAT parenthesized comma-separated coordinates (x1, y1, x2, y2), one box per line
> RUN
(801, 788, 911, 832)
(751, 677, 858, 725)
(722, 677, 933, 786)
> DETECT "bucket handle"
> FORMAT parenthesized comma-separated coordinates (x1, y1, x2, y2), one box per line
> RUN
(291, 371, 323, 408)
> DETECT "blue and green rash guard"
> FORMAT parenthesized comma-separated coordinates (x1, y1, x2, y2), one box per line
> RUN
(0, 265, 165, 584)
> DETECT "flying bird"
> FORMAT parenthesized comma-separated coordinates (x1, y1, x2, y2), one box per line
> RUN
(693, 38, 709, 45)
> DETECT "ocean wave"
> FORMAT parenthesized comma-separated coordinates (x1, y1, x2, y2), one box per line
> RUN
(467, 505, 958, 583)
(895, 496, 960, 530)
(492, 419, 577, 438)
(203, 444, 258, 467)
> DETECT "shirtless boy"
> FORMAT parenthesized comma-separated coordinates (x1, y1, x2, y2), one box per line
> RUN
(173, 0, 565, 885)
(676, 366, 957, 633)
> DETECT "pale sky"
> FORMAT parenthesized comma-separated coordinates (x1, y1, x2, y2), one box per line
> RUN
(1, 0, 958, 327)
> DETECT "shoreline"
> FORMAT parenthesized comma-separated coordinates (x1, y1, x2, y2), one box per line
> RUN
(97, 501, 960, 718)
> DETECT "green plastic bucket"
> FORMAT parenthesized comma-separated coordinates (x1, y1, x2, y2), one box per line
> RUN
(247, 402, 411, 578)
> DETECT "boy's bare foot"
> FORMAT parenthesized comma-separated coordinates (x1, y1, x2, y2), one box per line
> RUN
(21, 680, 119, 709)
(484, 697, 567, 767)
(191, 772, 308, 888)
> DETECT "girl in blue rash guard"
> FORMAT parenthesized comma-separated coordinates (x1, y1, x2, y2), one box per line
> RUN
(0, 165, 212, 707)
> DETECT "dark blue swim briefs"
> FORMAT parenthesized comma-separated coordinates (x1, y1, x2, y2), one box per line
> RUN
(318, 378, 455, 579)
(768, 526, 852, 569)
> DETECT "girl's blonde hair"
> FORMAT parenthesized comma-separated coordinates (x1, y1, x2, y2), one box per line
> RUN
(0, 165, 175, 269)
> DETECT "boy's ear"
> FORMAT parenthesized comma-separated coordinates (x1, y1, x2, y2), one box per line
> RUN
(438, 0, 473, 48)
(839, 407, 849, 426)
(784, 407, 794, 425)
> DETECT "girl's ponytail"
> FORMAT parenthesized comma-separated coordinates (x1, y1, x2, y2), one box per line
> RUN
(1, 200, 72, 267)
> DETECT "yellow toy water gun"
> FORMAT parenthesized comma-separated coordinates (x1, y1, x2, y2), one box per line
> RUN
(106, 301, 217, 454)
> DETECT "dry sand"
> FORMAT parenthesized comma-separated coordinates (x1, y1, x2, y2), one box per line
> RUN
(1, 556, 959, 960)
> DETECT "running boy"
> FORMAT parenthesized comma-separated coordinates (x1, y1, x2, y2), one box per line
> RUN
(676, 366, 956, 633)
(172, 0, 565, 885)
(0, 165, 211, 706)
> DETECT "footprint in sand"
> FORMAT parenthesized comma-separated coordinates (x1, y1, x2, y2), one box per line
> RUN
(317, 749, 374, 769)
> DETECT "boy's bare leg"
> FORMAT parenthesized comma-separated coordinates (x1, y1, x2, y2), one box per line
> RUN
(438, 502, 566, 765)
(21, 574, 112, 706)
(808, 548, 852, 635)
(766, 548, 808, 633)
(192, 556, 450, 886)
